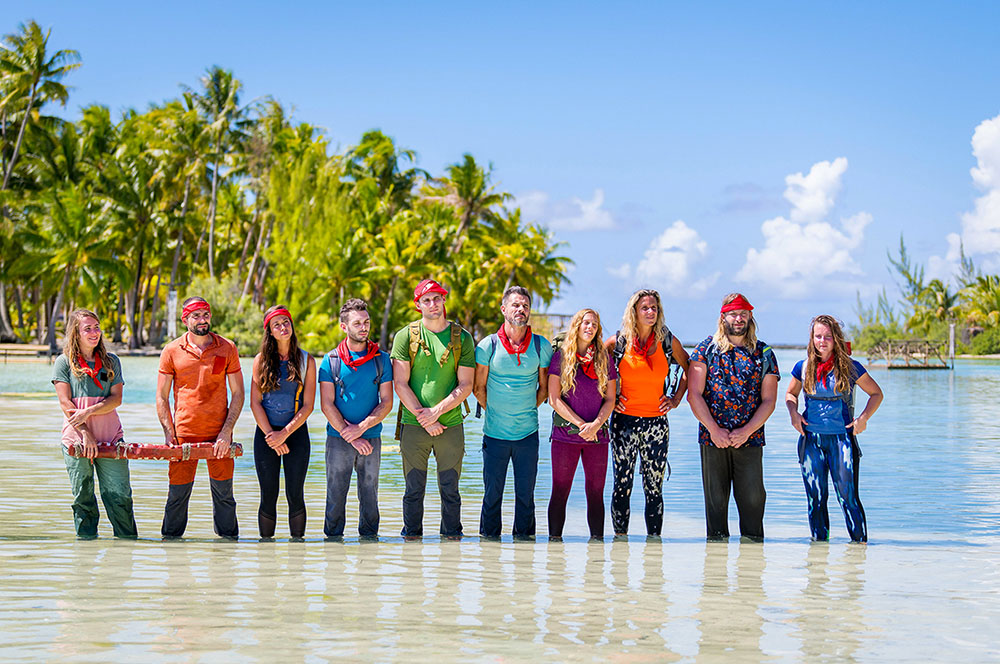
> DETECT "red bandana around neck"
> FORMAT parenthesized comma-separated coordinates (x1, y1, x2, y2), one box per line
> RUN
(576, 345, 598, 380)
(338, 340, 379, 371)
(633, 332, 657, 369)
(816, 357, 835, 384)
(78, 354, 103, 390)
(498, 325, 532, 365)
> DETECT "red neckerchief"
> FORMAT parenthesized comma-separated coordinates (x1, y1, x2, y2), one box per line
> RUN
(78, 354, 103, 390)
(576, 345, 598, 380)
(816, 357, 835, 385)
(338, 340, 379, 370)
(633, 332, 657, 369)
(498, 325, 532, 365)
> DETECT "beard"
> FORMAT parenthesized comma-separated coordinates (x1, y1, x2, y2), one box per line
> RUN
(723, 321, 746, 338)
(190, 323, 211, 337)
(504, 312, 528, 328)
(348, 329, 369, 344)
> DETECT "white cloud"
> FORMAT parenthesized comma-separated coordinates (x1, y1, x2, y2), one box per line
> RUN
(929, 113, 1000, 278)
(517, 188, 617, 231)
(608, 220, 720, 297)
(736, 158, 872, 298)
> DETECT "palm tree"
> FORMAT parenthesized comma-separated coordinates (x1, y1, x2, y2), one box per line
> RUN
(963, 275, 1000, 328)
(421, 154, 510, 256)
(344, 130, 425, 217)
(12, 185, 126, 347)
(188, 66, 245, 278)
(0, 20, 80, 191)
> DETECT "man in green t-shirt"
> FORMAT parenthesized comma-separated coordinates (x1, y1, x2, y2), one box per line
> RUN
(390, 279, 475, 537)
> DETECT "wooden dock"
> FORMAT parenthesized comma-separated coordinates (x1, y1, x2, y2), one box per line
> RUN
(0, 343, 54, 364)
(866, 339, 950, 370)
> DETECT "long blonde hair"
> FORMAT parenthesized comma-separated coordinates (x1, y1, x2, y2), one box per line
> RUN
(802, 314, 856, 395)
(620, 288, 666, 351)
(712, 292, 758, 353)
(559, 308, 610, 397)
(64, 309, 115, 382)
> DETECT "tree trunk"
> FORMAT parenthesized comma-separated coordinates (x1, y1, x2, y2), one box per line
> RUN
(502, 267, 516, 294)
(113, 291, 123, 343)
(127, 243, 146, 349)
(448, 208, 474, 256)
(148, 270, 162, 345)
(1, 88, 37, 191)
(0, 282, 15, 340)
(207, 132, 223, 279)
(46, 269, 71, 349)
(379, 274, 399, 348)
(240, 214, 270, 301)
(237, 200, 260, 280)
(169, 177, 191, 289)
(137, 268, 153, 347)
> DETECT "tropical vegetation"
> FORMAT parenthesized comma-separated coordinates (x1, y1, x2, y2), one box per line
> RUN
(852, 236, 1000, 354)
(0, 21, 571, 353)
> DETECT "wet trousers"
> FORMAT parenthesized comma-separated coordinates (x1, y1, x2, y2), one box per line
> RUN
(254, 425, 310, 538)
(479, 432, 539, 538)
(162, 440, 237, 538)
(63, 450, 137, 539)
(798, 432, 867, 542)
(399, 424, 465, 537)
(610, 413, 669, 535)
(547, 439, 608, 538)
(324, 435, 381, 538)
(699, 444, 765, 540)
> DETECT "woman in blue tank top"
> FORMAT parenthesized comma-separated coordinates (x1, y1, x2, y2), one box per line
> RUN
(785, 315, 883, 542)
(250, 305, 316, 539)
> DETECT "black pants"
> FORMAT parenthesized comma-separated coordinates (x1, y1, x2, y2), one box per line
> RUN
(699, 444, 765, 540)
(254, 425, 310, 537)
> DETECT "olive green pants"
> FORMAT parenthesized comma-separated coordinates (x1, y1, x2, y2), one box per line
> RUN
(399, 424, 465, 536)
(63, 450, 138, 539)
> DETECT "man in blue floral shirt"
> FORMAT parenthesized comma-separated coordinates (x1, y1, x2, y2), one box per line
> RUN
(687, 293, 779, 540)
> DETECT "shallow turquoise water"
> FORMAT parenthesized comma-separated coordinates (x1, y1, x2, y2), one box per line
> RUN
(1, 350, 998, 661)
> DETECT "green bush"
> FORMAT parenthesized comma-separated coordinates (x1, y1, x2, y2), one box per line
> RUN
(970, 326, 1000, 355)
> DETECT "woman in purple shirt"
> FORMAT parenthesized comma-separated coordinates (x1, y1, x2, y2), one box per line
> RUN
(547, 308, 617, 540)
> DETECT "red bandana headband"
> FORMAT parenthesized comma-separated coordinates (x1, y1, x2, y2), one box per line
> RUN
(263, 307, 292, 330)
(721, 295, 754, 314)
(413, 279, 449, 306)
(181, 300, 211, 320)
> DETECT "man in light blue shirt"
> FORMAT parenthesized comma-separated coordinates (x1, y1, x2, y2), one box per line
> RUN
(319, 298, 394, 539)
(473, 286, 553, 539)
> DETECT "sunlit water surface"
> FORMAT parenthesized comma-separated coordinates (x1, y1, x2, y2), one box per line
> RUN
(1, 351, 998, 661)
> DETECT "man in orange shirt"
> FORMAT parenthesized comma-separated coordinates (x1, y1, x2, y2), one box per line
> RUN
(157, 297, 244, 538)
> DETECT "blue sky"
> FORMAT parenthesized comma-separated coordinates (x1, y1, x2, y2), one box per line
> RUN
(23, 1, 1000, 343)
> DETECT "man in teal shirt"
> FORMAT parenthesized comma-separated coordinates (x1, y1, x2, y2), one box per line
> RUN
(473, 286, 552, 539)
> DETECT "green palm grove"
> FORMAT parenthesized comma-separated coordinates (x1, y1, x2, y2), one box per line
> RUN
(0, 21, 571, 353)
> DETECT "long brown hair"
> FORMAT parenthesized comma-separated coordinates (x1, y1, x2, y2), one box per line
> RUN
(620, 288, 667, 350)
(712, 292, 759, 353)
(258, 305, 304, 393)
(803, 314, 856, 395)
(64, 309, 115, 382)
(559, 308, 610, 397)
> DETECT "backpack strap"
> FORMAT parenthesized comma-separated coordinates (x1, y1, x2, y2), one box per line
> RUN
(613, 331, 627, 398)
(326, 351, 345, 401)
(407, 321, 426, 363)
(476, 333, 500, 419)
(372, 352, 384, 388)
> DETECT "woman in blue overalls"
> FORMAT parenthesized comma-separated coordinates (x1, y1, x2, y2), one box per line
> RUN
(250, 305, 316, 539)
(785, 315, 883, 542)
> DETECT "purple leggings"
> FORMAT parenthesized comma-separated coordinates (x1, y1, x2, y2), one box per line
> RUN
(547, 439, 609, 538)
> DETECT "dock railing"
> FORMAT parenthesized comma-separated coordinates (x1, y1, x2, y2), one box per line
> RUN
(866, 339, 950, 370)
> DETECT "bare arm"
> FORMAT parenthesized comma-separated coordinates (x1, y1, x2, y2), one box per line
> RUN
(849, 372, 883, 435)
(730, 374, 779, 447)
(473, 363, 489, 408)
(156, 372, 176, 445)
(686, 360, 731, 448)
(55, 381, 98, 459)
(213, 369, 245, 457)
(427, 365, 474, 420)
(536, 367, 549, 407)
(547, 372, 586, 428)
(785, 376, 808, 434)
(249, 355, 273, 434)
(392, 358, 444, 435)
